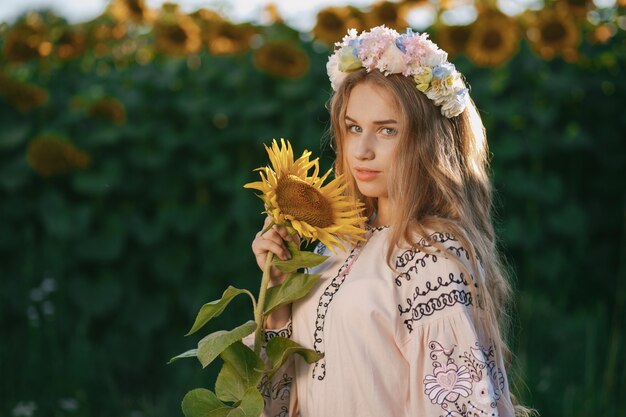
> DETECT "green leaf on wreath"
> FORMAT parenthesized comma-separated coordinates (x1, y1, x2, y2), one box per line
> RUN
(272, 241, 328, 272)
(197, 321, 257, 368)
(181, 387, 264, 417)
(187, 286, 254, 336)
(167, 348, 198, 364)
(265, 336, 323, 380)
(263, 272, 320, 315)
(215, 341, 264, 403)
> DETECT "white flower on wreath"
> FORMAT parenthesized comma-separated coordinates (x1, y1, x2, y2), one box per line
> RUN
(326, 52, 348, 91)
(424, 362, 473, 405)
(440, 88, 468, 118)
(377, 43, 407, 75)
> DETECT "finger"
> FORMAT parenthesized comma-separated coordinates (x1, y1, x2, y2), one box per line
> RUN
(274, 225, 292, 242)
(255, 240, 291, 261)
(263, 229, 289, 248)
(253, 229, 289, 253)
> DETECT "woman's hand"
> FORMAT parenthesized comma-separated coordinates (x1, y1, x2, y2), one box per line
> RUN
(251, 216, 299, 329)
(251, 216, 300, 288)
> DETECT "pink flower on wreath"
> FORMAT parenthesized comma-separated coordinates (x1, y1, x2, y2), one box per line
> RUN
(357, 25, 398, 70)
(424, 362, 473, 405)
(401, 32, 447, 71)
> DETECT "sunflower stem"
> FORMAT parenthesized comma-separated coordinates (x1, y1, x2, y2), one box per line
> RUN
(254, 251, 274, 355)
(261, 221, 275, 236)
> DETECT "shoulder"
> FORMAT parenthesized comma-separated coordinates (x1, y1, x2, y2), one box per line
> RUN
(392, 230, 480, 334)
(393, 230, 474, 283)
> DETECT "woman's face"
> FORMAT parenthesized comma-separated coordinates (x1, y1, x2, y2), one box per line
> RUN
(343, 82, 402, 200)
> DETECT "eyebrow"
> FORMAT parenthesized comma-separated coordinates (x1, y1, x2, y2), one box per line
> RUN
(345, 115, 397, 125)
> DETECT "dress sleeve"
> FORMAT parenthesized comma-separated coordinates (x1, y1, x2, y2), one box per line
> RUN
(243, 320, 296, 417)
(392, 234, 515, 417)
(399, 310, 514, 417)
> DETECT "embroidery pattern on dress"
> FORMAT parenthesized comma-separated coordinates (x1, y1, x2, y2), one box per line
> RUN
(259, 371, 292, 410)
(311, 226, 383, 380)
(265, 320, 293, 342)
(394, 232, 458, 285)
(311, 244, 361, 380)
(423, 340, 504, 417)
(399, 288, 474, 332)
(395, 232, 480, 333)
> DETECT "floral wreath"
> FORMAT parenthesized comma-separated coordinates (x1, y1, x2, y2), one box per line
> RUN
(326, 25, 469, 118)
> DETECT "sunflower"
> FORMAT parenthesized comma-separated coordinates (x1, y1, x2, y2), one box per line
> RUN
(435, 23, 473, 58)
(253, 41, 309, 79)
(244, 139, 366, 252)
(556, 0, 593, 18)
(55, 27, 87, 61)
(365, 1, 407, 32)
(27, 135, 91, 177)
(465, 11, 519, 67)
(312, 6, 365, 45)
(153, 6, 202, 56)
(3, 15, 49, 62)
(108, 0, 154, 24)
(88, 97, 127, 125)
(207, 22, 257, 56)
(525, 7, 580, 60)
(0, 73, 49, 112)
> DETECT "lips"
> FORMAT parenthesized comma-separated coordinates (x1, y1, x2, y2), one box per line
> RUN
(353, 167, 381, 182)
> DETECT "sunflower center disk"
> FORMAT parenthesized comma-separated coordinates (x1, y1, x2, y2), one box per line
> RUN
(276, 175, 335, 229)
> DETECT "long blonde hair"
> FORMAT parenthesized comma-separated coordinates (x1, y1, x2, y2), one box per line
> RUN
(329, 69, 533, 416)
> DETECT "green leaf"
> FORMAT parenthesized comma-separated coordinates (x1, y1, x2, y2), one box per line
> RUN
(181, 387, 263, 417)
(197, 321, 257, 368)
(265, 336, 323, 379)
(272, 242, 328, 272)
(230, 387, 264, 417)
(167, 348, 198, 364)
(187, 287, 254, 336)
(263, 273, 320, 315)
(181, 388, 229, 417)
(215, 341, 264, 403)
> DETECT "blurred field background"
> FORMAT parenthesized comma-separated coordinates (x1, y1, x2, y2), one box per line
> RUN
(0, 0, 625, 416)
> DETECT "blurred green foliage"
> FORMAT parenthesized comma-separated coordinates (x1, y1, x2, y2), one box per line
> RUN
(0, 13, 625, 417)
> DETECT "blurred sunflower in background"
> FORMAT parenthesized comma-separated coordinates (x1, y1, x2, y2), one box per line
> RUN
(313, 6, 366, 45)
(245, 139, 366, 252)
(365, 1, 407, 31)
(108, 0, 154, 24)
(55, 26, 88, 60)
(253, 41, 309, 79)
(0, 73, 49, 112)
(3, 12, 51, 62)
(525, 6, 580, 61)
(465, 10, 519, 67)
(207, 21, 258, 55)
(27, 135, 91, 177)
(153, 3, 202, 56)
(435, 23, 472, 58)
(557, 0, 594, 18)
(87, 97, 127, 125)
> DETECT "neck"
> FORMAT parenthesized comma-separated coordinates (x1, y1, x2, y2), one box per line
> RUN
(372, 197, 390, 227)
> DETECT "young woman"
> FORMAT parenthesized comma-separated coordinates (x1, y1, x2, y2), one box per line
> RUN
(251, 26, 530, 417)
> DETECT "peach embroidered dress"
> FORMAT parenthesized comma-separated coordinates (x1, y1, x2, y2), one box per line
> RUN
(259, 226, 515, 417)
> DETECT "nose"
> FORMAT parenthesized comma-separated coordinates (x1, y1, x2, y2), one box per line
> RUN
(353, 131, 375, 161)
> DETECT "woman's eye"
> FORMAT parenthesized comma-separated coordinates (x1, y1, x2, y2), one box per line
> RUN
(381, 127, 398, 136)
(347, 124, 362, 133)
